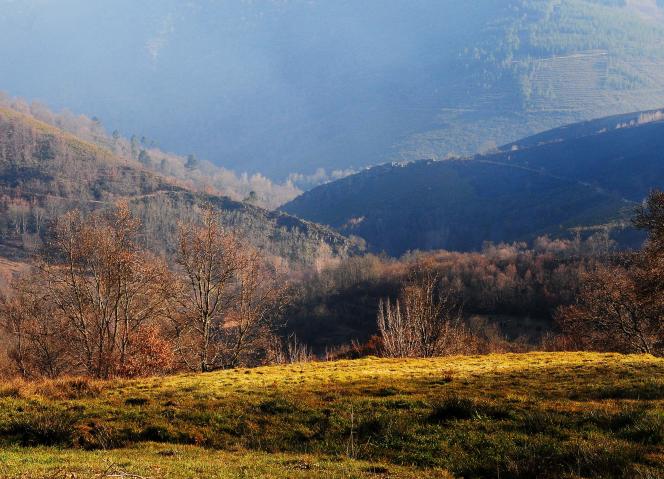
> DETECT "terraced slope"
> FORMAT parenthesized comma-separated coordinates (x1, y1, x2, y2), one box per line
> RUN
(3, 1, 664, 176)
(0, 353, 662, 478)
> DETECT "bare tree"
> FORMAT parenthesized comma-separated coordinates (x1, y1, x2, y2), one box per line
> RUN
(378, 298, 418, 358)
(378, 268, 466, 358)
(557, 190, 664, 355)
(225, 251, 290, 367)
(2, 204, 173, 379)
(556, 263, 662, 354)
(174, 207, 289, 371)
(0, 276, 69, 378)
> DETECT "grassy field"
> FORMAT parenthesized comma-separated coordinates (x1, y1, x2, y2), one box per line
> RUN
(0, 352, 663, 478)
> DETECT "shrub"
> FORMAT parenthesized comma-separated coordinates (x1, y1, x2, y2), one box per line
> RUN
(33, 377, 102, 400)
(73, 421, 126, 450)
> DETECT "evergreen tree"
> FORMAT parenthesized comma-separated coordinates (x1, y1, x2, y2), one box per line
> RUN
(138, 149, 152, 167)
(185, 154, 199, 170)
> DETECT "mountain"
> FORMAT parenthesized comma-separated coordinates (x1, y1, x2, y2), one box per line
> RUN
(2, 1, 664, 178)
(282, 109, 664, 255)
(0, 107, 360, 265)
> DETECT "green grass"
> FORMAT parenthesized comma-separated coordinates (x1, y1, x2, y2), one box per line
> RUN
(1, 352, 663, 478)
(0, 444, 448, 479)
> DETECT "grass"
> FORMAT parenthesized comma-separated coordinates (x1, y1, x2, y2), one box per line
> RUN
(0, 444, 450, 479)
(0, 352, 663, 478)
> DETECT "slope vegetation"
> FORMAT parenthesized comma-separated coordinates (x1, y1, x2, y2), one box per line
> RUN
(283, 110, 664, 255)
(0, 107, 358, 264)
(0, 353, 663, 478)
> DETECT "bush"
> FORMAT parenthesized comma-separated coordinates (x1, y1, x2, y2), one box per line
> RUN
(73, 421, 126, 450)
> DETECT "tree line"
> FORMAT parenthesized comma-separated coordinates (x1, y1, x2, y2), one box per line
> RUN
(373, 190, 664, 359)
(0, 203, 290, 379)
(2, 192, 664, 379)
(285, 234, 601, 353)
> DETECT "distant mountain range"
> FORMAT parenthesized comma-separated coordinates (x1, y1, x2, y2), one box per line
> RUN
(2, 1, 664, 178)
(282, 109, 664, 255)
(0, 107, 359, 266)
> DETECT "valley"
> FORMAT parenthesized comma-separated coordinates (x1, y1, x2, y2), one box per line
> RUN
(2, 2, 664, 477)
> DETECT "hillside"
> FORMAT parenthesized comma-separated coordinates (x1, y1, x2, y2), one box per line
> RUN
(2, 1, 664, 177)
(283, 109, 664, 255)
(0, 353, 662, 478)
(0, 107, 359, 265)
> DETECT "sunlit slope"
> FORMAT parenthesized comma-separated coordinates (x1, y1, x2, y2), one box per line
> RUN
(1, 353, 663, 478)
(0, 107, 358, 264)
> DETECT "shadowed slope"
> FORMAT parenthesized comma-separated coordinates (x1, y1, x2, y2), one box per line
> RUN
(283, 111, 664, 255)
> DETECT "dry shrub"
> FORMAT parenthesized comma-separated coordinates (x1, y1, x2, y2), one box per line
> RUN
(377, 267, 470, 358)
(116, 326, 176, 378)
(0, 379, 23, 398)
(31, 377, 103, 400)
(269, 333, 314, 364)
(0, 376, 105, 400)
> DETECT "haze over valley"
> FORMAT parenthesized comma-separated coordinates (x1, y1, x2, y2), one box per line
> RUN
(3, 0, 664, 180)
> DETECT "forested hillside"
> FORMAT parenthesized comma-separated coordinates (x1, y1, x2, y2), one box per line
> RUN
(0, 96, 302, 209)
(283, 109, 664, 255)
(0, 107, 359, 265)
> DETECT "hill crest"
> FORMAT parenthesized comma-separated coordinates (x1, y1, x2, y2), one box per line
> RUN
(282, 109, 664, 255)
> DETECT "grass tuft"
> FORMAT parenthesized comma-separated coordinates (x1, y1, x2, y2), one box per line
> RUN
(1, 409, 79, 446)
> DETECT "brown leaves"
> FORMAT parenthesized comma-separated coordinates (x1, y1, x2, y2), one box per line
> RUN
(1, 205, 175, 379)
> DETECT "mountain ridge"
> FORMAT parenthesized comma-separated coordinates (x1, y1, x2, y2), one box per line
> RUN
(282, 109, 664, 255)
